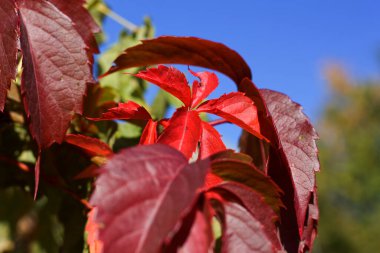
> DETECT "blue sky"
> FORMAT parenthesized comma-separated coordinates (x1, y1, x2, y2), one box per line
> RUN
(102, 0, 380, 148)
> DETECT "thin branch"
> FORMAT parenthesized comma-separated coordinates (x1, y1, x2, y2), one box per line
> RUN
(97, 3, 138, 32)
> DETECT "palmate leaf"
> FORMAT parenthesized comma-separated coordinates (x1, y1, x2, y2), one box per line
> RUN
(0, 0, 18, 111)
(157, 108, 202, 159)
(103, 36, 320, 251)
(90, 144, 210, 253)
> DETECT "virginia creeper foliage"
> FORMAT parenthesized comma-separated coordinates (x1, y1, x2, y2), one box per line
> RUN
(0, 1, 320, 252)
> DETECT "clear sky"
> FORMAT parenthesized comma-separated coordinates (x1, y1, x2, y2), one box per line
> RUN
(102, 0, 380, 148)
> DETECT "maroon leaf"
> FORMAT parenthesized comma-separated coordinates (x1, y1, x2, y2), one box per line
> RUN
(90, 144, 210, 253)
(105, 36, 251, 85)
(18, 0, 94, 148)
(199, 121, 226, 159)
(157, 108, 202, 159)
(64, 134, 113, 157)
(88, 101, 152, 121)
(260, 89, 319, 239)
(139, 119, 157, 145)
(211, 182, 282, 252)
(216, 201, 280, 253)
(0, 0, 18, 111)
(189, 69, 218, 107)
(197, 92, 264, 140)
(135, 65, 191, 106)
(299, 192, 318, 253)
(48, 0, 100, 54)
(179, 210, 213, 253)
(211, 156, 282, 214)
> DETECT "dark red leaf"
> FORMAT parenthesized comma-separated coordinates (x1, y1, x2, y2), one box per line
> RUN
(211, 182, 282, 252)
(0, 0, 18, 111)
(211, 156, 282, 214)
(75, 164, 100, 179)
(104, 36, 251, 85)
(90, 144, 210, 253)
(199, 121, 226, 159)
(299, 192, 318, 253)
(260, 89, 319, 240)
(135, 65, 191, 106)
(64, 134, 113, 157)
(179, 210, 213, 253)
(197, 92, 264, 140)
(18, 0, 94, 148)
(189, 69, 218, 107)
(139, 119, 157, 145)
(47, 0, 100, 54)
(216, 201, 279, 253)
(157, 108, 202, 159)
(88, 101, 152, 121)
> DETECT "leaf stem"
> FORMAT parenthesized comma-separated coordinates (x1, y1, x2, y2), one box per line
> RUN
(209, 118, 230, 126)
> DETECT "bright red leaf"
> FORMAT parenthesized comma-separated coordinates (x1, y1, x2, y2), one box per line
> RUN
(197, 92, 263, 139)
(139, 119, 158, 145)
(190, 69, 218, 107)
(64, 134, 113, 157)
(135, 65, 192, 106)
(90, 144, 210, 253)
(199, 121, 226, 160)
(0, 0, 18, 111)
(89, 101, 152, 121)
(157, 108, 202, 159)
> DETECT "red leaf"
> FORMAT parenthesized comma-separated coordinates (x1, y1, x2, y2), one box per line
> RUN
(86, 209, 104, 253)
(75, 164, 100, 179)
(90, 144, 210, 253)
(135, 65, 191, 106)
(139, 119, 157, 145)
(47, 0, 100, 54)
(199, 121, 226, 159)
(157, 108, 202, 159)
(179, 210, 213, 253)
(189, 69, 218, 107)
(211, 155, 283, 214)
(214, 200, 280, 253)
(105, 36, 251, 85)
(65, 134, 113, 157)
(211, 182, 282, 252)
(0, 0, 18, 111)
(18, 0, 94, 148)
(88, 101, 152, 121)
(260, 89, 319, 241)
(197, 92, 264, 140)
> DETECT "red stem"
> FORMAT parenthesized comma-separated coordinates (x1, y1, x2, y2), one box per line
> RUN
(209, 118, 230, 126)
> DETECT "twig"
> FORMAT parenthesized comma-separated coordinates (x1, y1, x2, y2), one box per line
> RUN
(97, 3, 138, 32)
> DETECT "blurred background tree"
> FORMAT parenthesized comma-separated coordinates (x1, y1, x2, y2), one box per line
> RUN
(315, 65, 380, 253)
